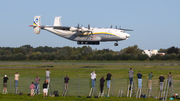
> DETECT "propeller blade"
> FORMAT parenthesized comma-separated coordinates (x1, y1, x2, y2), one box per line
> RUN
(77, 23, 79, 29)
(88, 24, 90, 30)
(110, 25, 112, 28)
(119, 25, 121, 29)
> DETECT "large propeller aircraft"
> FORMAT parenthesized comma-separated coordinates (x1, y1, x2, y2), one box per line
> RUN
(29, 16, 132, 46)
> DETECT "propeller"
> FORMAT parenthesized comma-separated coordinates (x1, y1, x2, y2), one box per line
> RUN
(110, 25, 112, 28)
(88, 24, 90, 30)
(77, 23, 80, 29)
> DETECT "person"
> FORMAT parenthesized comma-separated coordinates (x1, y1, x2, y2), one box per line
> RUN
(3, 75, 9, 94)
(148, 72, 153, 89)
(43, 80, 48, 97)
(64, 75, 69, 91)
(100, 77, 105, 94)
(128, 68, 134, 85)
(106, 72, 112, 89)
(90, 71, 96, 88)
(137, 71, 142, 88)
(159, 74, 165, 91)
(30, 82, 35, 97)
(46, 69, 50, 82)
(15, 72, 20, 88)
(168, 72, 173, 88)
(34, 76, 40, 94)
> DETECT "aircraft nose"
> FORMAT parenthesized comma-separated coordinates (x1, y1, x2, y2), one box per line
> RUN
(126, 34, 130, 38)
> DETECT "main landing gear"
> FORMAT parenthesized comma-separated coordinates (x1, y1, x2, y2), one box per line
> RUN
(114, 41, 118, 46)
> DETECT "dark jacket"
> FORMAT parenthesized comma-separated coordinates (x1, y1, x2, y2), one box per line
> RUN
(100, 77, 105, 85)
(64, 76, 69, 83)
(159, 76, 165, 82)
(137, 73, 142, 79)
(3, 77, 8, 83)
(43, 82, 48, 89)
(106, 73, 112, 80)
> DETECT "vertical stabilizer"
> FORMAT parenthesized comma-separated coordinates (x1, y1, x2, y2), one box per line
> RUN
(54, 17, 62, 26)
(33, 16, 41, 34)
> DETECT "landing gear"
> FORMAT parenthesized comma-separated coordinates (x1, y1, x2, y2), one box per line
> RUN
(77, 41, 100, 45)
(114, 42, 118, 46)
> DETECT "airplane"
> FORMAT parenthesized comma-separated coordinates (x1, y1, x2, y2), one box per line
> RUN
(29, 16, 132, 46)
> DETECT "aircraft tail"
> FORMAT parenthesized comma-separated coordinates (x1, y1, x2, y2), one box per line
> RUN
(33, 16, 41, 34)
(54, 17, 62, 26)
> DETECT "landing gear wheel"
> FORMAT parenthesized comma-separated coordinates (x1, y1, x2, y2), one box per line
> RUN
(114, 43, 118, 46)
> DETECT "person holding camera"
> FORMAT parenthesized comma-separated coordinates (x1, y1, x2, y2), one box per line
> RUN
(106, 72, 112, 89)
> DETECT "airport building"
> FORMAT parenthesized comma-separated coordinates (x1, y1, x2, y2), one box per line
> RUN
(142, 50, 165, 57)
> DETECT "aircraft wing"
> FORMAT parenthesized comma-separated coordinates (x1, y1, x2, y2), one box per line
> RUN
(120, 29, 133, 31)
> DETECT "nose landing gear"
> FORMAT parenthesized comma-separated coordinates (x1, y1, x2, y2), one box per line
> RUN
(114, 41, 118, 46)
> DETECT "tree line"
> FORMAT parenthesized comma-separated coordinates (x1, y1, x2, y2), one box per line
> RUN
(0, 45, 180, 61)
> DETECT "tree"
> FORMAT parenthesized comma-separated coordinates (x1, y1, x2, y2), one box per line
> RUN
(121, 45, 142, 55)
(0, 49, 5, 55)
(13, 48, 26, 55)
(34, 46, 44, 53)
(158, 48, 167, 53)
(167, 46, 179, 54)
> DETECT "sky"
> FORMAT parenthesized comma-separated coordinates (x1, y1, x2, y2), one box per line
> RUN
(0, 0, 180, 51)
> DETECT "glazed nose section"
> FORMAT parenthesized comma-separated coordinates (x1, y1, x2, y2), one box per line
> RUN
(126, 33, 130, 38)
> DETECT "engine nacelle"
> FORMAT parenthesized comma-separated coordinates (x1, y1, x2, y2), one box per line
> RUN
(70, 27, 77, 31)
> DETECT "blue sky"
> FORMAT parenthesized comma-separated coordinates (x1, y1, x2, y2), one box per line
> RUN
(0, 0, 180, 51)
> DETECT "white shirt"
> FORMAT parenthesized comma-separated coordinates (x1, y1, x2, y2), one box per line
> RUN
(90, 73, 96, 79)
(46, 71, 50, 77)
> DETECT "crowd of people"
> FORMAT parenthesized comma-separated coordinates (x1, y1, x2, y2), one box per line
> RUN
(2, 68, 173, 97)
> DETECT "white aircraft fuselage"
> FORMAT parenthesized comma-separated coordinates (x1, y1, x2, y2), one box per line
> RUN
(30, 16, 132, 46)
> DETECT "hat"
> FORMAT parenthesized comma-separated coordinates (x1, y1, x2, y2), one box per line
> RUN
(5, 75, 7, 77)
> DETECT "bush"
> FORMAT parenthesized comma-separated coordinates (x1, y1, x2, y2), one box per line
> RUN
(12, 53, 26, 60)
(29, 54, 36, 60)
(96, 54, 103, 60)
(104, 53, 113, 60)
(138, 54, 148, 60)
(149, 55, 156, 60)
(161, 55, 169, 60)
(155, 54, 162, 60)
(70, 55, 77, 60)
(36, 53, 43, 60)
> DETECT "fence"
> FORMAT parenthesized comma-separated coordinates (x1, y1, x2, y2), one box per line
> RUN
(1, 75, 180, 97)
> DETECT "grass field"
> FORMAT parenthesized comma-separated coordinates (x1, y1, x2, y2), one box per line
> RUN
(0, 60, 180, 100)
(0, 94, 172, 101)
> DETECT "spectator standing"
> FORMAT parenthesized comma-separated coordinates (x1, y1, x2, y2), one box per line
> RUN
(106, 72, 112, 89)
(100, 77, 105, 94)
(30, 82, 35, 97)
(168, 72, 173, 88)
(46, 69, 50, 82)
(3, 75, 9, 94)
(137, 71, 142, 88)
(64, 75, 69, 91)
(148, 72, 153, 89)
(34, 76, 40, 94)
(15, 72, 20, 88)
(43, 80, 48, 97)
(128, 68, 134, 85)
(90, 71, 96, 88)
(159, 74, 165, 91)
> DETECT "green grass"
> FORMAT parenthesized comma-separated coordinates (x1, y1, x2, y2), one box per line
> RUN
(0, 61, 180, 100)
(0, 94, 177, 101)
